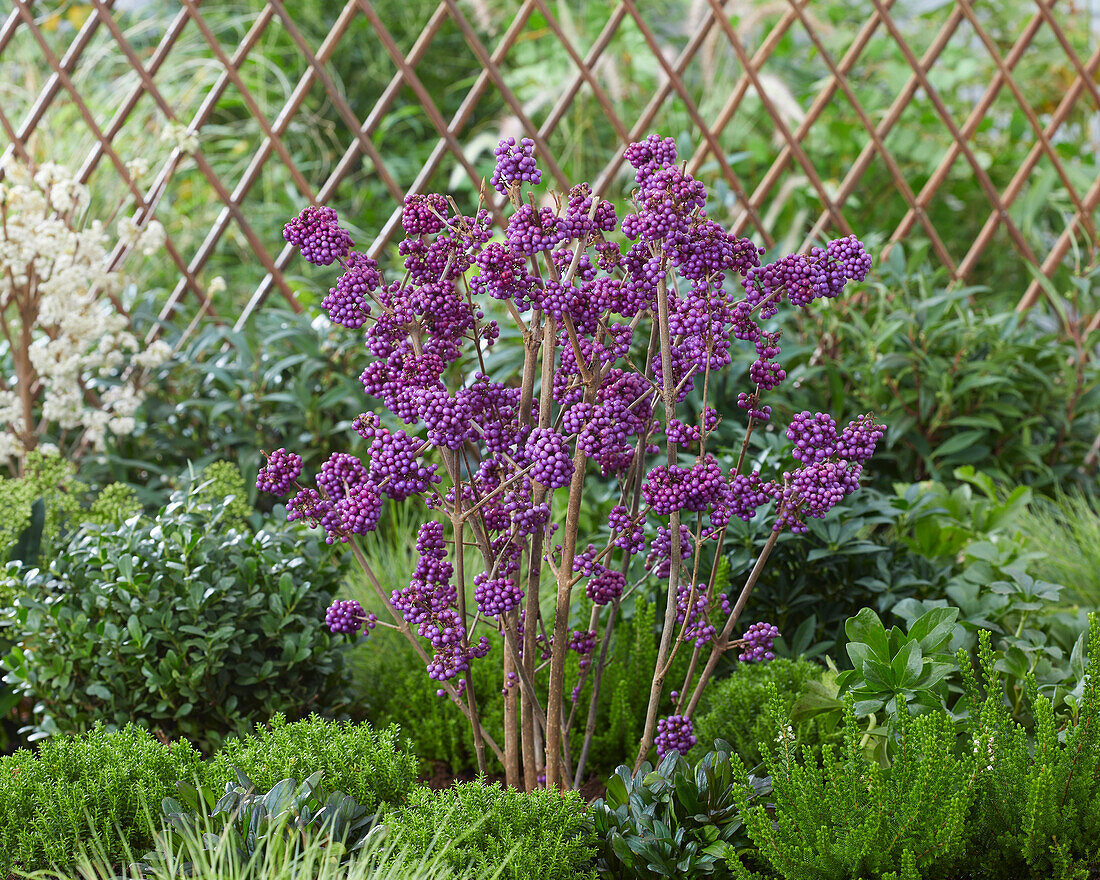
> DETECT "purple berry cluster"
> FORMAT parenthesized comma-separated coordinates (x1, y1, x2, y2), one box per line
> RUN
(390, 521, 490, 681)
(321, 252, 379, 329)
(525, 427, 574, 489)
(642, 455, 728, 516)
(675, 584, 732, 646)
(786, 411, 839, 463)
(742, 233, 871, 313)
(568, 629, 597, 655)
(283, 206, 352, 266)
(645, 524, 694, 580)
(586, 567, 625, 605)
(491, 136, 542, 195)
(402, 193, 449, 236)
(257, 448, 303, 496)
(325, 599, 377, 635)
(655, 714, 697, 758)
(774, 413, 884, 533)
(739, 622, 780, 662)
(474, 573, 523, 618)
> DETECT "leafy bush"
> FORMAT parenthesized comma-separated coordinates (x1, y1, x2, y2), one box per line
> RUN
(2, 480, 349, 752)
(91, 307, 370, 508)
(0, 723, 203, 874)
(726, 482, 956, 656)
(786, 607, 960, 763)
(888, 466, 1034, 564)
(206, 713, 419, 813)
(591, 745, 770, 880)
(692, 658, 826, 768)
(140, 767, 379, 873)
(194, 459, 254, 532)
(784, 264, 1100, 493)
(389, 780, 596, 880)
(880, 472, 1088, 724)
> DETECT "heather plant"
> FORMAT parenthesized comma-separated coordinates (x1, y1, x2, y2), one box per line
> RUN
(0, 723, 203, 875)
(953, 620, 1100, 879)
(726, 689, 974, 880)
(205, 713, 419, 812)
(388, 779, 596, 880)
(0, 158, 170, 469)
(691, 658, 827, 768)
(726, 618, 1100, 880)
(1, 478, 349, 752)
(262, 134, 883, 789)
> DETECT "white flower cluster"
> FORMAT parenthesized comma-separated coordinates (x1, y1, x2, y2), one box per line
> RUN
(971, 730, 996, 772)
(0, 157, 171, 461)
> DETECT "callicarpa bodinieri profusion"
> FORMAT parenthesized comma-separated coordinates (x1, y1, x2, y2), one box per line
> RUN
(259, 134, 883, 791)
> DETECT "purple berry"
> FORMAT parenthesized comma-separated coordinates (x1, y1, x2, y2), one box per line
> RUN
(739, 622, 780, 662)
(283, 206, 353, 266)
(655, 714, 697, 758)
(257, 448, 303, 496)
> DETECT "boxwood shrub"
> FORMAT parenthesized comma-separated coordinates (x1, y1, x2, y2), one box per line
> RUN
(1, 483, 350, 752)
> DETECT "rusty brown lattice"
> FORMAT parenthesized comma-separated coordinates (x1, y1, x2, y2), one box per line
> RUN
(1, 0, 1097, 340)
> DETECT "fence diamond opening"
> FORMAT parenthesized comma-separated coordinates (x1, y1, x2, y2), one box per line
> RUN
(2, 0, 1098, 341)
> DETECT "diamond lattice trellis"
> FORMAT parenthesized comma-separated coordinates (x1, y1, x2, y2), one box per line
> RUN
(1, 0, 1098, 342)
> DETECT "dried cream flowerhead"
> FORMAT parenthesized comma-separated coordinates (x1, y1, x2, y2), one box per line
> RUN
(0, 159, 171, 466)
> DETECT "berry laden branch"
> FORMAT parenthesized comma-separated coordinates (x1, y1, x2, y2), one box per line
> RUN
(260, 134, 884, 791)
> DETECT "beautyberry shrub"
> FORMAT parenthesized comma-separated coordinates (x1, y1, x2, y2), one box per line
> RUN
(261, 133, 882, 787)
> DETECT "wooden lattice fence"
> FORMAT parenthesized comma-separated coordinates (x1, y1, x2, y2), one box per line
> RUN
(2, 0, 1098, 339)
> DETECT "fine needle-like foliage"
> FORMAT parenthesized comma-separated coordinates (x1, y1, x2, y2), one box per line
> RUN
(725, 614, 1100, 880)
(727, 688, 971, 880)
(957, 616, 1100, 880)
